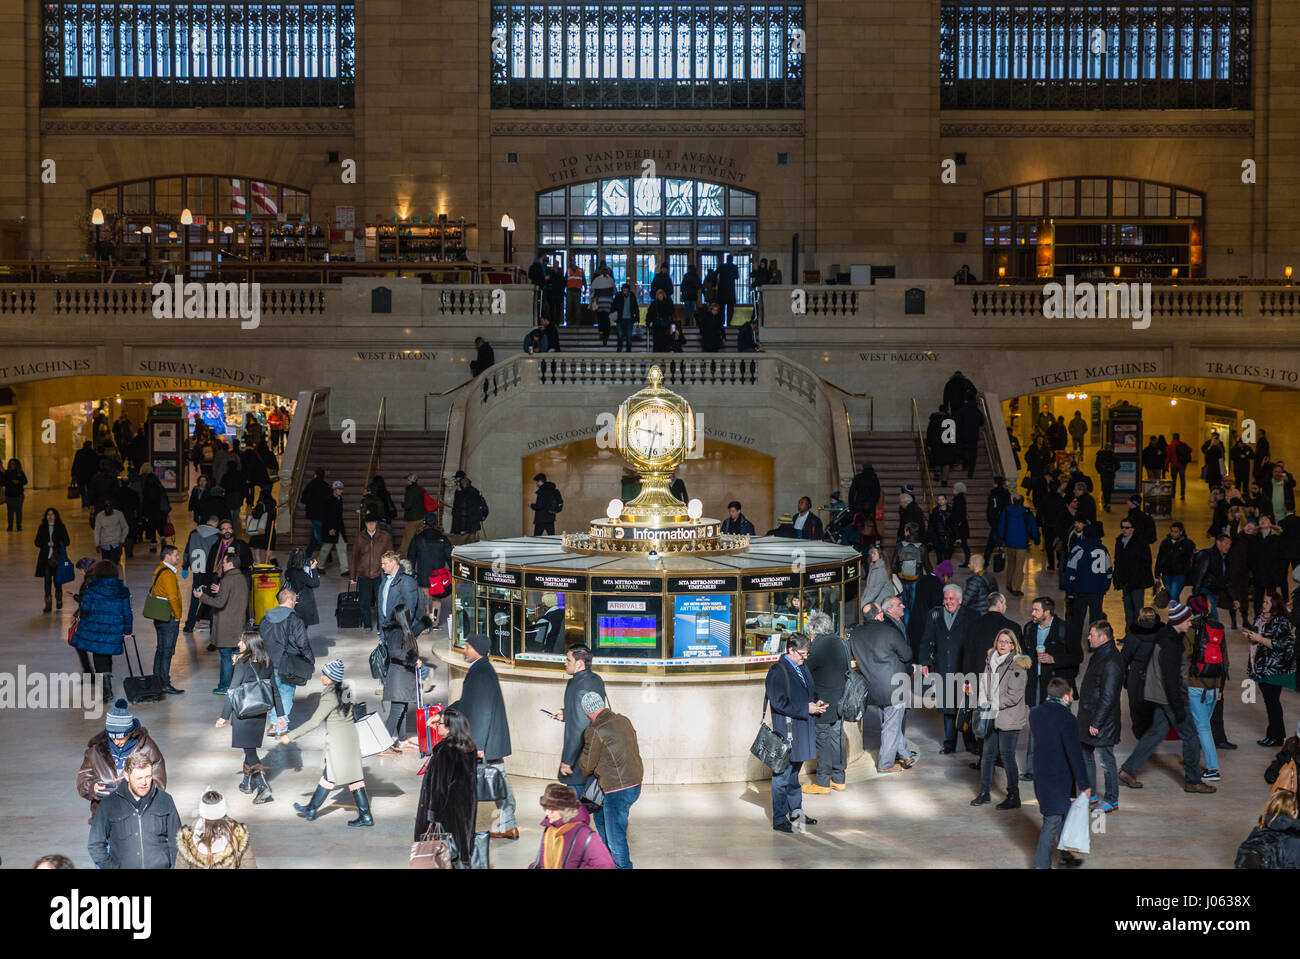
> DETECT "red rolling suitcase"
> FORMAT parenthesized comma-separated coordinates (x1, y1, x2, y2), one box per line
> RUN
(416, 679, 445, 758)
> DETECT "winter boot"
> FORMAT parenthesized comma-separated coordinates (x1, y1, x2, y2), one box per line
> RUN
(100, 673, 113, 703)
(250, 765, 274, 804)
(293, 785, 330, 821)
(347, 787, 374, 827)
(239, 762, 255, 795)
(996, 788, 1021, 810)
(970, 790, 991, 806)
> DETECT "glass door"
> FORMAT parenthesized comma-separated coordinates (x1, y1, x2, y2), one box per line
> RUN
(632, 251, 659, 301)
(666, 252, 689, 295)
(732, 252, 754, 305)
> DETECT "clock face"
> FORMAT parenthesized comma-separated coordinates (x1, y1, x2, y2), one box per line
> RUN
(626, 403, 683, 460)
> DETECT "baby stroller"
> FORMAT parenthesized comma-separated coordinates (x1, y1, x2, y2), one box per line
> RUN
(825, 508, 857, 546)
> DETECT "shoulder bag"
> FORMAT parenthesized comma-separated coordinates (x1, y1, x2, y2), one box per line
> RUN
(973, 658, 1013, 739)
(277, 641, 315, 687)
(226, 666, 274, 719)
(580, 775, 605, 811)
(368, 639, 390, 681)
(54, 546, 77, 586)
(750, 663, 794, 774)
(476, 758, 508, 802)
(142, 568, 173, 622)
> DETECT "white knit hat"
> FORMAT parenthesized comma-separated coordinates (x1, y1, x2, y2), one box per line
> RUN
(199, 789, 227, 821)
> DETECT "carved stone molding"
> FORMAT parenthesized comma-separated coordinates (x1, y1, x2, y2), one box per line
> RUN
(41, 118, 355, 137)
(492, 119, 804, 137)
(940, 120, 1253, 138)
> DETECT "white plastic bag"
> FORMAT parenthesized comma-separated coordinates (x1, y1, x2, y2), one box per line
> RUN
(1056, 795, 1091, 855)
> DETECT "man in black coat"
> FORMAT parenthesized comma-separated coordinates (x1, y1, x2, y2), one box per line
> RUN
(1118, 603, 1216, 793)
(955, 399, 984, 479)
(962, 592, 1022, 678)
(1094, 443, 1119, 512)
(1022, 596, 1081, 780)
(450, 471, 487, 545)
(919, 584, 977, 754)
(1261, 462, 1297, 519)
(1188, 532, 1239, 621)
(72, 441, 99, 508)
(1254, 514, 1289, 613)
(88, 754, 180, 869)
(1125, 495, 1157, 545)
(1077, 620, 1123, 811)
(805, 613, 849, 792)
(983, 476, 1011, 563)
(848, 463, 882, 520)
(470, 337, 495, 376)
(557, 645, 606, 797)
(848, 595, 915, 772)
(1028, 678, 1090, 869)
(766, 633, 827, 832)
(1113, 520, 1154, 627)
(450, 633, 518, 838)
(531, 473, 563, 536)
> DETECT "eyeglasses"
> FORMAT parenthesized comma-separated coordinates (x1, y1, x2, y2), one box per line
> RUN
(1120, 525, 1133, 530)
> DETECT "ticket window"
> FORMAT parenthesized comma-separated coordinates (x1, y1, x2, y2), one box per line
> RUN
(480, 586, 522, 659)
(521, 590, 587, 655)
(743, 591, 800, 655)
(802, 585, 843, 634)
(452, 580, 476, 649)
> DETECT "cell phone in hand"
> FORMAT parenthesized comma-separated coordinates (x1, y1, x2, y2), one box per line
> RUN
(540, 708, 557, 719)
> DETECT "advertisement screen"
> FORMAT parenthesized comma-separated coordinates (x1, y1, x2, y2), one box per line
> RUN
(673, 594, 732, 659)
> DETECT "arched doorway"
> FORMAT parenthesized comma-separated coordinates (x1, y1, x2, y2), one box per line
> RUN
(535, 177, 759, 300)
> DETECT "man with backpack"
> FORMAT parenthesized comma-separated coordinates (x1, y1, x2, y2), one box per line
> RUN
(181, 515, 222, 634)
(1183, 595, 1229, 782)
(1168, 433, 1192, 502)
(531, 473, 563, 536)
(1118, 601, 1217, 794)
(892, 522, 930, 626)
(450, 470, 488, 545)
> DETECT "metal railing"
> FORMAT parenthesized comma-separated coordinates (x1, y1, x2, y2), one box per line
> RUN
(425, 380, 477, 531)
(0, 259, 527, 285)
(281, 388, 328, 540)
(821, 379, 873, 433)
(360, 396, 388, 531)
(910, 397, 937, 513)
(975, 391, 1001, 479)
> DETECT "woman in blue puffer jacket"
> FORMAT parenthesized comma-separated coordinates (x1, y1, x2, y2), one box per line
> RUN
(72, 559, 134, 703)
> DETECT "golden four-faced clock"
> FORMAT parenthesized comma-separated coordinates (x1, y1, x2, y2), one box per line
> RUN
(616, 366, 695, 476)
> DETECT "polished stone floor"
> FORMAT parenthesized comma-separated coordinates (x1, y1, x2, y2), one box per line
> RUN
(0, 485, 1285, 869)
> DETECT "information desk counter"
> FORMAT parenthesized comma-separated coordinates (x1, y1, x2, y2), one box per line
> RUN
(431, 639, 868, 784)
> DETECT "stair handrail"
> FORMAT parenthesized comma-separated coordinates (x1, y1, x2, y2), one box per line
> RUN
(910, 397, 937, 513)
(976, 390, 1018, 482)
(360, 396, 388, 532)
(424, 379, 476, 530)
(820, 378, 873, 433)
(280, 388, 328, 540)
(423, 379, 477, 431)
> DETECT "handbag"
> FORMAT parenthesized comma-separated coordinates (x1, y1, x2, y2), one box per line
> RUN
(580, 775, 605, 811)
(67, 484, 81, 500)
(972, 704, 996, 739)
(837, 667, 867, 723)
(874, 506, 885, 520)
(410, 824, 455, 870)
(992, 549, 1007, 574)
(142, 569, 173, 622)
(67, 608, 81, 646)
(428, 568, 452, 597)
(450, 830, 492, 870)
(162, 520, 175, 538)
(226, 672, 275, 719)
(368, 639, 389, 681)
(54, 548, 77, 586)
(1057, 795, 1092, 854)
(476, 758, 508, 802)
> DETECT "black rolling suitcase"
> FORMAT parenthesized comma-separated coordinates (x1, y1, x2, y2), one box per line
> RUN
(336, 590, 362, 629)
(121, 635, 164, 704)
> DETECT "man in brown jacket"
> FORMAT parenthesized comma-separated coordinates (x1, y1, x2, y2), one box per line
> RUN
(350, 513, 394, 633)
(76, 698, 167, 823)
(579, 692, 642, 869)
(197, 548, 250, 694)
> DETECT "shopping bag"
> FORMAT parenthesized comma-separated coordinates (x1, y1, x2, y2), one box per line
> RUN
(54, 550, 77, 586)
(1056, 796, 1092, 855)
(355, 710, 394, 757)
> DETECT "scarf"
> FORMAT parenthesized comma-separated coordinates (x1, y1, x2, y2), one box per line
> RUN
(542, 818, 585, 869)
(1047, 695, 1069, 708)
(983, 651, 1010, 706)
(107, 727, 139, 772)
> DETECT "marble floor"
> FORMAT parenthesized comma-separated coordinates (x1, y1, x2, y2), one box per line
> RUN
(0, 485, 1285, 869)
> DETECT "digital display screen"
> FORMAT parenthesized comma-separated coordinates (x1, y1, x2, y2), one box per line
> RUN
(673, 595, 732, 659)
(597, 615, 658, 647)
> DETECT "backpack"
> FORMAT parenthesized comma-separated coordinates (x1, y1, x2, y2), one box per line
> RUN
(1176, 442, 1192, 466)
(1235, 827, 1285, 869)
(898, 541, 922, 580)
(1188, 617, 1227, 679)
(549, 488, 564, 514)
(1272, 758, 1298, 796)
(477, 491, 490, 523)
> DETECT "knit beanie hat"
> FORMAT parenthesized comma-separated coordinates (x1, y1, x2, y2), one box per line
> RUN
(1167, 601, 1192, 626)
(322, 659, 345, 684)
(105, 698, 135, 736)
(199, 790, 227, 822)
(580, 691, 607, 715)
(1129, 494, 1141, 507)
(1186, 594, 1211, 617)
(466, 633, 491, 657)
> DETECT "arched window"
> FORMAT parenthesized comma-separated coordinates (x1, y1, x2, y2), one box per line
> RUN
(536, 177, 760, 301)
(983, 176, 1205, 281)
(89, 175, 318, 264)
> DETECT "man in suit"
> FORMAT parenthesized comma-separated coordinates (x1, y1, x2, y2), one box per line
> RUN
(919, 583, 977, 755)
(556, 645, 606, 798)
(791, 496, 824, 540)
(963, 592, 1022, 680)
(1022, 596, 1081, 781)
(848, 595, 916, 773)
(1028, 677, 1090, 868)
(804, 612, 849, 794)
(450, 633, 518, 839)
(765, 633, 828, 833)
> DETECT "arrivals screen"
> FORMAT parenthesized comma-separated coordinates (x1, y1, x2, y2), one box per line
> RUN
(590, 595, 662, 657)
(672, 595, 732, 659)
